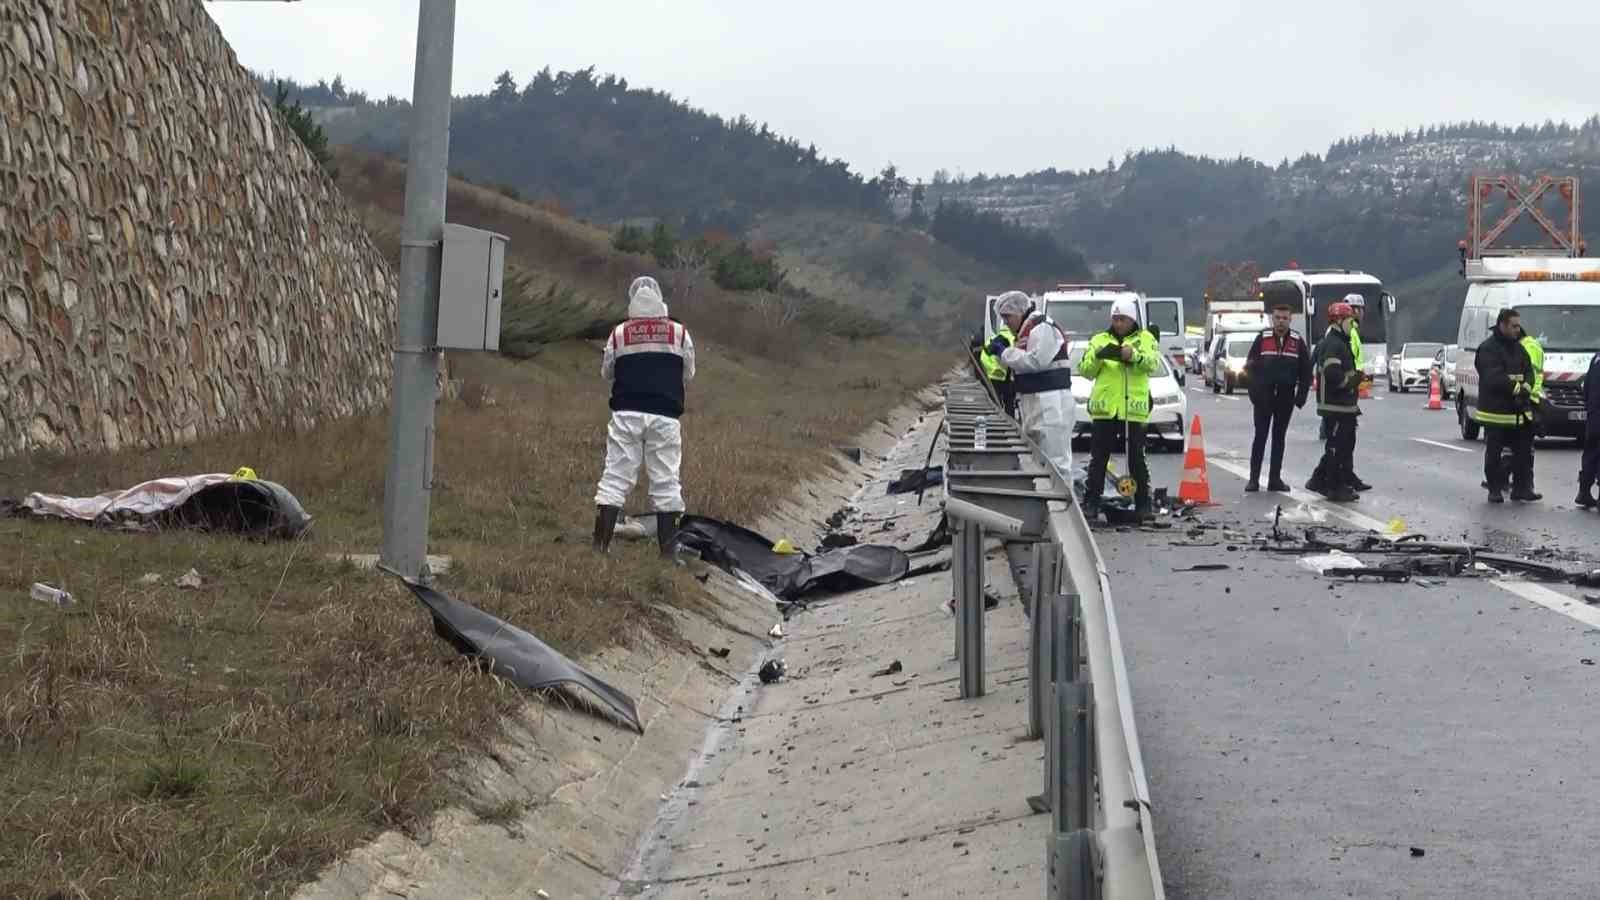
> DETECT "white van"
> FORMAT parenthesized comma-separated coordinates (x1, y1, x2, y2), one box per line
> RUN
(1455, 257, 1600, 441)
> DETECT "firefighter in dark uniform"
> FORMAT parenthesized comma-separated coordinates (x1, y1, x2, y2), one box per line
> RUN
(1474, 307, 1540, 503)
(1578, 351, 1600, 509)
(1243, 302, 1312, 492)
(1306, 302, 1361, 502)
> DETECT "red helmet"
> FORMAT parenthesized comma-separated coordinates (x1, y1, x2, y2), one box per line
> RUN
(1327, 302, 1354, 321)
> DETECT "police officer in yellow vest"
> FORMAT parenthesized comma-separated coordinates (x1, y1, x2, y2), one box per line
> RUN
(1519, 323, 1545, 491)
(978, 325, 1018, 418)
(1078, 298, 1161, 521)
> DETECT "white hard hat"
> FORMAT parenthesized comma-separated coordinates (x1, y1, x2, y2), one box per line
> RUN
(995, 291, 1032, 317)
(1343, 292, 1365, 308)
(1110, 298, 1139, 322)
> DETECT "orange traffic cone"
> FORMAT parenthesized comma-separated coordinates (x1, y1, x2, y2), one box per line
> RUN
(1426, 369, 1443, 410)
(1178, 416, 1213, 505)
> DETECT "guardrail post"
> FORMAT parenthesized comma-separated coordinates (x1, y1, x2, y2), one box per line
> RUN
(1045, 591, 1099, 899)
(1027, 546, 1062, 739)
(952, 517, 967, 662)
(1027, 584, 1051, 741)
(1030, 592, 1082, 813)
(1048, 829, 1100, 900)
(958, 518, 985, 698)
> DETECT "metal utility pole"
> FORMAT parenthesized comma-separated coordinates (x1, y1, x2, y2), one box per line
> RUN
(380, 0, 456, 581)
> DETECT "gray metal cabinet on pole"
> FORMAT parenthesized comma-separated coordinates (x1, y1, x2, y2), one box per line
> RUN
(380, 0, 456, 581)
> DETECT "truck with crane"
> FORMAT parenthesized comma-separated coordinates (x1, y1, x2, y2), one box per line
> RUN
(1454, 173, 1599, 442)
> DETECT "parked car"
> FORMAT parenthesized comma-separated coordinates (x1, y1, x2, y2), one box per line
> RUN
(1429, 344, 1460, 398)
(1065, 341, 1188, 449)
(1388, 342, 1443, 392)
(1192, 336, 1213, 375)
(1208, 332, 1257, 394)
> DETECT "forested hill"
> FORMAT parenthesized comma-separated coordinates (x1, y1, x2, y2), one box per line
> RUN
(921, 119, 1600, 343)
(277, 68, 896, 234)
(262, 70, 1091, 337)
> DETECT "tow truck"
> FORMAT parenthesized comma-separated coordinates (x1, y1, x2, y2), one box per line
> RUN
(1454, 174, 1598, 441)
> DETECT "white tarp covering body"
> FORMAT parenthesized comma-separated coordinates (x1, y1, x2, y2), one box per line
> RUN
(22, 471, 311, 538)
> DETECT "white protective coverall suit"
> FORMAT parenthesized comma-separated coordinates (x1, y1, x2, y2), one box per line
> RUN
(996, 293, 1078, 480)
(593, 277, 696, 552)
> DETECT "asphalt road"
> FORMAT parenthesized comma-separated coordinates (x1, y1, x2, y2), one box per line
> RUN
(1094, 379, 1600, 899)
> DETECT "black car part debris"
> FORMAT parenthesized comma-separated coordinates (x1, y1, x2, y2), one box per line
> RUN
(906, 515, 951, 554)
(670, 515, 911, 603)
(872, 660, 904, 678)
(819, 532, 859, 550)
(401, 579, 643, 734)
(888, 466, 944, 495)
(1475, 552, 1574, 583)
(1172, 564, 1230, 573)
(1325, 566, 1412, 583)
(759, 659, 787, 684)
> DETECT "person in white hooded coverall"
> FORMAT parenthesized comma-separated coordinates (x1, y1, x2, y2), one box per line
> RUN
(993, 291, 1078, 480)
(593, 276, 696, 555)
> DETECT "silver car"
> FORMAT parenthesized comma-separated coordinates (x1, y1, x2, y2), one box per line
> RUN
(1430, 344, 1460, 398)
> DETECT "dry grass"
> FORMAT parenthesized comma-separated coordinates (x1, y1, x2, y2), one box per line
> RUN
(0, 338, 950, 898)
(0, 143, 949, 897)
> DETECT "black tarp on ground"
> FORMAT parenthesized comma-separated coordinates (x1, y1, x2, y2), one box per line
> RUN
(886, 466, 943, 495)
(670, 515, 911, 602)
(401, 579, 644, 733)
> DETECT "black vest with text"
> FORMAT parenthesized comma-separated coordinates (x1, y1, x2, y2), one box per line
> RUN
(610, 318, 689, 418)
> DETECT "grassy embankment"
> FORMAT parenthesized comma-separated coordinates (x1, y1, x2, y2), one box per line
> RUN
(0, 148, 951, 898)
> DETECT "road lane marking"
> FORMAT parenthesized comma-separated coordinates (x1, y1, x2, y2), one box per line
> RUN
(1412, 438, 1474, 454)
(1212, 449, 1600, 632)
(1206, 455, 1391, 532)
(1492, 581, 1600, 631)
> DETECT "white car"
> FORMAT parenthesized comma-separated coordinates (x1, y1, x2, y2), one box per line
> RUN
(1066, 342, 1188, 449)
(1387, 342, 1443, 393)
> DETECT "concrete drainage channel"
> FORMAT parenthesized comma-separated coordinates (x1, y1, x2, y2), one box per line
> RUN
(944, 378, 1166, 899)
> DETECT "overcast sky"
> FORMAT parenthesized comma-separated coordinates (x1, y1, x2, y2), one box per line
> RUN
(205, 1, 1600, 181)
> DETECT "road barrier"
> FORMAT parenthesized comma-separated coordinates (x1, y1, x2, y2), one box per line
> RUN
(943, 372, 1165, 900)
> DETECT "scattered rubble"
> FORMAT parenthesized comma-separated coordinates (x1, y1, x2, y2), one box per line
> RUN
(758, 659, 787, 684)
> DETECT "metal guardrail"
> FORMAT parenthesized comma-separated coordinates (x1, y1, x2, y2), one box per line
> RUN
(941, 368, 1165, 900)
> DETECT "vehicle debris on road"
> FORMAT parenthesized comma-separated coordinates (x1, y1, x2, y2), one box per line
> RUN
(758, 659, 787, 684)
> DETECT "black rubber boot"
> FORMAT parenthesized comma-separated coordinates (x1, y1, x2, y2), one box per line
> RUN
(1487, 489, 1505, 504)
(1135, 497, 1154, 522)
(656, 512, 681, 558)
(1267, 476, 1292, 492)
(593, 505, 621, 553)
(1349, 474, 1373, 492)
(1082, 498, 1102, 522)
(1510, 488, 1542, 502)
(1577, 483, 1598, 509)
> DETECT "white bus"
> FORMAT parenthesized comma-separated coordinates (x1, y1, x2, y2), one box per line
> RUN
(1257, 267, 1396, 380)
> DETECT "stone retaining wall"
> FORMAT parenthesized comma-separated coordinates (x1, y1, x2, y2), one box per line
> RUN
(0, 0, 395, 456)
